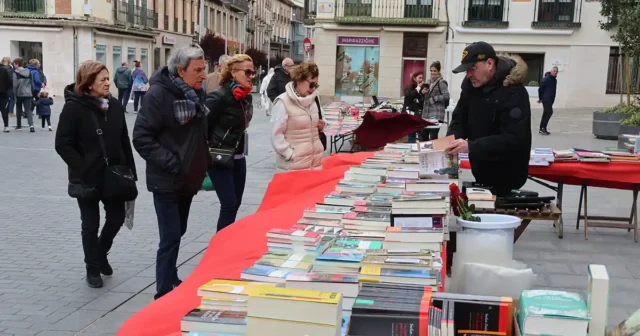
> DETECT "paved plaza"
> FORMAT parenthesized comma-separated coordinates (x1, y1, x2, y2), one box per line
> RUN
(0, 98, 638, 335)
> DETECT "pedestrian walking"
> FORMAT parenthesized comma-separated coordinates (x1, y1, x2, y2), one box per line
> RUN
(1, 58, 15, 118)
(114, 62, 132, 112)
(267, 58, 294, 102)
(55, 60, 138, 288)
(271, 62, 324, 172)
(205, 54, 254, 232)
(131, 60, 149, 113)
(422, 61, 449, 141)
(0, 57, 11, 132)
(538, 66, 558, 135)
(12, 57, 35, 132)
(132, 45, 210, 300)
(205, 55, 229, 94)
(27, 59, 44, 115)
(35, 90, 53, 131)
(403, 71, 426, 143)
(260, 67, 275, 115)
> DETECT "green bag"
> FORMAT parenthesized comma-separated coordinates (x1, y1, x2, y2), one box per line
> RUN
(201, 172, 215, 191)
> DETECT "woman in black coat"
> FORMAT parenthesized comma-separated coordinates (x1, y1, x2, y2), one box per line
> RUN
(403, 71, 427, 143)
(55, 61, 137, 289)
(205, 54, 255, 232)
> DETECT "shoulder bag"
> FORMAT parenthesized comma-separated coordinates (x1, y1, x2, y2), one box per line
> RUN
(315, 97, 327, 150)
(209, 100, 247, 169)
(89, 110, 138, 202)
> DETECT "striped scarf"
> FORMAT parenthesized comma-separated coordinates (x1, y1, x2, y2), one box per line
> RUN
(169, 73, 209, 126)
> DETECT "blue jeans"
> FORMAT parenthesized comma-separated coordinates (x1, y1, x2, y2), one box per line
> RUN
(208, 157, 247, 232)
(152, 192, 194, 300)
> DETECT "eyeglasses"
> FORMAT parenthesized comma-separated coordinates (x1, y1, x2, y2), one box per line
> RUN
(237, 69, 256, 77)
(309, 82, 320, 89)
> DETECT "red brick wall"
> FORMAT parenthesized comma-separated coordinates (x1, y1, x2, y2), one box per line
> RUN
(56, 0, 71, 15)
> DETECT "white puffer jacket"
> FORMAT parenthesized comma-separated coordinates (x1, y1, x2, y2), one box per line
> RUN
(270, 82, 324, 172)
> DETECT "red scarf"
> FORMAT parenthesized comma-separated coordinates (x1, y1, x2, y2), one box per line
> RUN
(230, 81, 253, 100)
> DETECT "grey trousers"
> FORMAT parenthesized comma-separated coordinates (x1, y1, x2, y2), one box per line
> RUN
(15, 97, 33, 128)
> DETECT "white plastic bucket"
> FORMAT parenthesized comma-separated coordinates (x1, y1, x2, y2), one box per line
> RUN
(456, 214, 522, 261)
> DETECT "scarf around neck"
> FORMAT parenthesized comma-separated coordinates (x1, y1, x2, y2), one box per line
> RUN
(230, 81, 253, 100)
(286, 82, 317, 109)
(169, 73, 209, 116)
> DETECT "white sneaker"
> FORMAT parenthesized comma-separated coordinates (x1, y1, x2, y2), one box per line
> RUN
(3, 127, 9, 133)
(48, 126, 52, 131)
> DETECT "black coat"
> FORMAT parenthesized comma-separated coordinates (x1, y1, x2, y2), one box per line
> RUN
(266, 65, 290, 102)
(447, 56, 532, 194)
(403, 84, 425, 113)
(55, 84, 137, 193)
(538, 72, 557, 105)
(205, 83, 253, 157)
(0, 65, 11, 95)
(132, 66, 209, 195)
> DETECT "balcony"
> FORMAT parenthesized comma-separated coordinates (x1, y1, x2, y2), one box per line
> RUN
(114, 1, 158, 29)
(335, 0, 439, 26)
(532, 0, 582, 28)
(246, 18, 256, 32)
(222, 0, 250, 13)
(462, 0, 509, 28)
(0, 0, 46, 17)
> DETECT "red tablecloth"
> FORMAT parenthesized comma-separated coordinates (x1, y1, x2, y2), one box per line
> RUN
(353, 111, 432, 149)
(459, 160, 640, 190)
(117, 152, 375, 336)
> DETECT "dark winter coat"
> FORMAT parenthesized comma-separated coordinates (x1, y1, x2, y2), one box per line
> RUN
(205, 82, 253, 157)
(447, 55, 532, 194)
(35, 97, 53, 116)
(403, 84, 425, 114)
(0, 65, 12, 95)
(132, 66, 210, 195)
(55, 84, 137, 197)
(538, 72, 557, 105)
(267, 65, 291, 102)
(114, 66, 132, 90)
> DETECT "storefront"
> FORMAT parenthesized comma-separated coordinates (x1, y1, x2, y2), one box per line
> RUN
(153, 34, 194, 72)
(335, 36, 380, 97)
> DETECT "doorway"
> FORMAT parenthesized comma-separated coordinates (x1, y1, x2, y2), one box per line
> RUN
(17, 41, 43, 68)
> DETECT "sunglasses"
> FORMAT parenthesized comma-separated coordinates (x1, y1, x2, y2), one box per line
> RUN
(309, 82, 320, 89)
(237, 68, 256, 77)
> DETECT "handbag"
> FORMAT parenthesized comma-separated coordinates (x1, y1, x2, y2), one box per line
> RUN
(209, 128, 239, 169)
(89, 110, 138, 202)
(315, 97, 327, 150)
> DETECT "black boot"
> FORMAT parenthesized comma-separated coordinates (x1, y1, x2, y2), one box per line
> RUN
(99, 255, 113, 276)
(86, 268, 104, 288)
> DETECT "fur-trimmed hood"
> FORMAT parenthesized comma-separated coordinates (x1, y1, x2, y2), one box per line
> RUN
(498, 54, 528, 87)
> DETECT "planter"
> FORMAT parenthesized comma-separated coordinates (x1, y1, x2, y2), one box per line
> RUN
(618, 125, 640, 149)
(592, 111, 631, 140)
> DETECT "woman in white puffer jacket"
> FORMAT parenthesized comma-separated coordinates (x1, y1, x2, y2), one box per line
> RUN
(270, 62, 325, 173)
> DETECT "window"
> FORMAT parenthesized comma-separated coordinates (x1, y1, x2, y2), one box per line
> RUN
(128, 47, 136, 68)
(468, 0, 504, 21)
(113, 46, 122, 73)
(153, 47, 161, 71)
(538, 0, 575, 22)
(606, 47, 640, 95)
(141, 48, 149, 74)
(518, 53, 545, 86)
(96, 45, 106, 64)
(204, 5, 208, 28)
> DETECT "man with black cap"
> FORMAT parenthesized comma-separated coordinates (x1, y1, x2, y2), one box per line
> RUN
(445, 41, 532, 195)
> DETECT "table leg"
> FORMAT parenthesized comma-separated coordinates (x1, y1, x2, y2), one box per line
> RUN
(576, 182, 585, 230)
(557, 178, 564, 239)
(514, 219, 531, 243)
(633, 185, 638, 242)
(584, 186, 589, 240)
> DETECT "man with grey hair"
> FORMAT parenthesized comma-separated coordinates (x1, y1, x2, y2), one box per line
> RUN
(537, 66, 558, 135)
(132, 45, 210, 300)
(267, 57, 294, 102)
(205, 54, 229, 94)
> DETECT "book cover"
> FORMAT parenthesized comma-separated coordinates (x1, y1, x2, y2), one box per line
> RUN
(334, 239, 384, 250)
(249, 285, 342, 305)
(361, 255, 432, 268)
(182, 309, 247, 325)
(286, 273, 360, 284)
(360, 266, 439, 279)
(519, 290, 590, 322)
(241, 265, 291, 279)
(198, 279, 276, 296)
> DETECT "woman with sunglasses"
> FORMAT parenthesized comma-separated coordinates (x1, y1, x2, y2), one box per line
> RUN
(205, 54, 254, 232)
(270, 62, 325, 173)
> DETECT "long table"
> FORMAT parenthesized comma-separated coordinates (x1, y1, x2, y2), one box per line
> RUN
(117, 152, 375, 336)
(460, 160, 640, 240)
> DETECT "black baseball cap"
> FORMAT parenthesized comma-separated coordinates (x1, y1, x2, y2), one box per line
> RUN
(452, 41, 497, 74)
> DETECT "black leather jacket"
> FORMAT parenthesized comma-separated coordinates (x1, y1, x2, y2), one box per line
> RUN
(205, 83, 253, 156)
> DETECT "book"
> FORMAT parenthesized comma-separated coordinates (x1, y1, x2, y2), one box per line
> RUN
(240, 265, 291, 283)
(245, 316, 342, 336)
(360, 255, 433, 269)
(197, 279, 276, 299)
(587, 265, 609, 336)
(385, 226, 444, 243)
(181, 309, 247, 334)
(359, 265, 438, 286)
(254, 258, 312, 272)
(286, 273, 360, 298)
(248, 286, 343, 326)
(199, 297, 247, 312)
(266, 228, 321, 243)
(519, 290, 590, 336)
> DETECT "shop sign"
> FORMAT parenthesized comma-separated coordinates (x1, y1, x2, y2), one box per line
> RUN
(337, 36, 379, 46)
(162, 35, 176, 45)
(318, 1, 334, 13)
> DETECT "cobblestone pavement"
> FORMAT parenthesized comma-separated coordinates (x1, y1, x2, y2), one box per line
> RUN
(0, 100, 638, 335)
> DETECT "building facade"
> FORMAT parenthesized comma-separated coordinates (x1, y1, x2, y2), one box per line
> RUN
(152, 0, 201, 71)
(270, 0, 293, 58)
(311, 0, 447, 102)
(447, 0, 629, 109)
(290, 3, 305, 62)
(203, 0, 249, 54)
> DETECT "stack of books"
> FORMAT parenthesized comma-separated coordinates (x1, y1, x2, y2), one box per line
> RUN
(390, 193, 450, 240)
(466, 187, 496, 210)
(530, 148, 555, 166)
(553, 149, 578, 162)
(602, 150, 640, 161)
(265, 226, 334, 257)
(359, 248, 441, 289)
(246, 286, 343, 336)
(518, 290, 590, 336)
(286, 273, 360, 315)
(575, 150, 610, 163)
